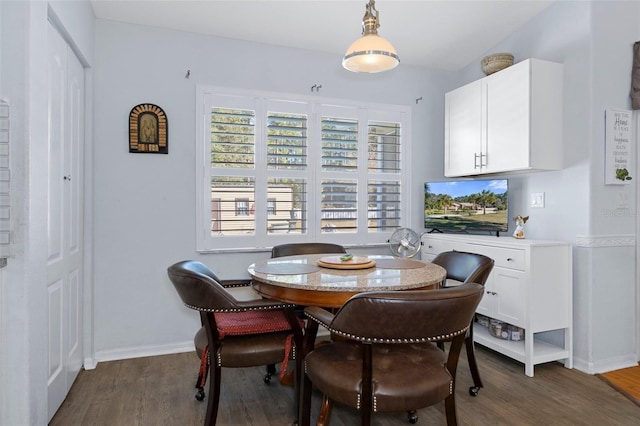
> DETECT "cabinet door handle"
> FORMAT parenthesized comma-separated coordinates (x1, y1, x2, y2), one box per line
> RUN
(481, 152, 487, 167)
(474, 153, 481, 169)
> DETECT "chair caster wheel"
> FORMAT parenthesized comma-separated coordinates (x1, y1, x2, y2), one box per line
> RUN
(469, 386, 480, 396)
(407, 410, 418, 423)
(195, 388, 205, 401)
(263, 373, 272, 384)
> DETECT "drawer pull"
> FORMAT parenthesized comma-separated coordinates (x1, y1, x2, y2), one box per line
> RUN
(507, 257, 514, 262)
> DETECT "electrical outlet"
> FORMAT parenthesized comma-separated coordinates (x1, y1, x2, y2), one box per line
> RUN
(530, 192, 545, 208)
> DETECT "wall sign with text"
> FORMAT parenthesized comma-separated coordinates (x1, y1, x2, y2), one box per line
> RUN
(605, 108, 632, 185)
(129, 103, 168, 154)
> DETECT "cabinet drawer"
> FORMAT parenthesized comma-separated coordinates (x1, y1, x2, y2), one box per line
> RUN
(422, 238, 459, 255)
(473, 245, 525, 271)
(423, 237, 525, 271)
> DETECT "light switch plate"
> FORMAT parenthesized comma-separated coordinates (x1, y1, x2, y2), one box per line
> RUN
(531, 192, 545, 208)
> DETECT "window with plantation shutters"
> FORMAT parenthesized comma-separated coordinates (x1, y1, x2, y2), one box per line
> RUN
(211, 108, 255, 168)
(209, 98, 257, 236)
(367, 120, 402, 231)
(368, 120, 401, 173)
(196, 87, 411, 251)
(266, 106, 309, 235)
(321, 116, 358, 172)
(267, 111, 307, 170)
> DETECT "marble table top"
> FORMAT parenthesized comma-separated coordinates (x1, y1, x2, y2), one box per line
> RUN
(248, 254, 446, 293)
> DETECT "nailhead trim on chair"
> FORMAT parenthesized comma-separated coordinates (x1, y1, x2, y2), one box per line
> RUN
(220, 282, 252, 288)
(305, 315, 469, 343)
(214, 339, 298, 367)
(308, 369, 454, 413)
(183, 303, 296, 313)
(355, 394, 378, 412)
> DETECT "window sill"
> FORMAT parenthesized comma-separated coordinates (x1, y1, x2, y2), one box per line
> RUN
(196, 242, 389, 255)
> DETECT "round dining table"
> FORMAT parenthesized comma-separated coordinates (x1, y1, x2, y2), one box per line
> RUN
(248, 253, 446, 309)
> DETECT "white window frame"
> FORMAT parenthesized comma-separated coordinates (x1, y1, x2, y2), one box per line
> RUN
(196, 86, 412, 252)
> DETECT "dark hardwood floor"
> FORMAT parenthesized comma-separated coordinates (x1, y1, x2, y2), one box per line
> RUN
(50, 346, 640, 425)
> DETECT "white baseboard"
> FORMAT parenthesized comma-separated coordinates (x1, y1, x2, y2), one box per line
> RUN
(573, 353, 638, 375)
(88, 328, 332, 369)
(90, 341, 195, 368)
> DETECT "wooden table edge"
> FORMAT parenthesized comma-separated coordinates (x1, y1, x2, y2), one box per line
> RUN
(251, 279, 441, 309)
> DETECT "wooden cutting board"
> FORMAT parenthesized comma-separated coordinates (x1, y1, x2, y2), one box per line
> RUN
(317, 256, 376, 270)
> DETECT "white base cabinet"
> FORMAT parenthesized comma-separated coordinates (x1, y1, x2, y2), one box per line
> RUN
(421, 233, 572, 377)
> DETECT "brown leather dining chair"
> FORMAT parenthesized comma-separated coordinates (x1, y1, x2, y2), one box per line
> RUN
(431, 250, 494, 397)
(271, 242, 346, 258)
(167, 260, 304, 426)
(300, 283, 484, 426)
(266, 242, 347, 379)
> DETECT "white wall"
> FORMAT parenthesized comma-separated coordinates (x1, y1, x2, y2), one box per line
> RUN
(450, 1, 639, 372)
(585, 0, 639, 371)
(91, 19, 451, 360)
(452, 1, 593, 243)
(92, 2, 640, 373)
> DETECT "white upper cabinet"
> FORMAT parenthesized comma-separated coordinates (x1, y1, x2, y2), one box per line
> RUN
(445, 58, 563, 177)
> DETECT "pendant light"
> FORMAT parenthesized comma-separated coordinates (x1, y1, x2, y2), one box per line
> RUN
(342, 0, 399, 73)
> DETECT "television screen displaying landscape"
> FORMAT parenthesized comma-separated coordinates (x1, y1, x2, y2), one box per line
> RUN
(424, 179, 508, 232)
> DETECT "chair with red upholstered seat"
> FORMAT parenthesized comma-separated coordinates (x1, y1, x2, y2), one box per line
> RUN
(167, 260, 304, 425)
(265, 243, 347, 379)
(300, 283, 484, 426)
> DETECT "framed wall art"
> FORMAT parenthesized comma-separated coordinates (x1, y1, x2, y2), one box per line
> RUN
(604, 108, 632, 184)
(129, 103, 168, 154)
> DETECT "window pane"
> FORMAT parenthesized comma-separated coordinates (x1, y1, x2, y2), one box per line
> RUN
(368, 121, 401, 173)
(321, 116, 358, 172)
(211, 177, 255, 235)
(267, 199, 276, 215)
(266, 178, 307, 235)
(267, 112, 307, 170)
(321, 179, 357, 233)
(211, 108, 255, 168)
(368, 180, 401, 232)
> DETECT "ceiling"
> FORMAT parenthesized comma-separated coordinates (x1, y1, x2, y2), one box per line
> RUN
(90, 0, 555, 71)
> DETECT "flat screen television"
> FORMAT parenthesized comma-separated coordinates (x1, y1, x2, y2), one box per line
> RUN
(424, 179, 508, 235)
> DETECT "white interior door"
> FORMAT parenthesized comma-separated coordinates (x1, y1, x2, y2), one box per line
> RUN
(47, 23, 84, 421)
